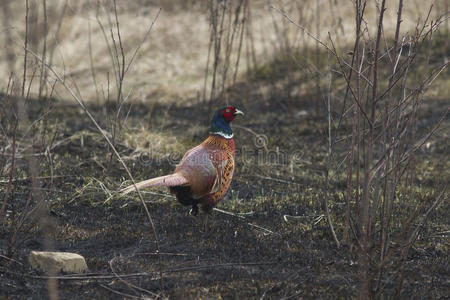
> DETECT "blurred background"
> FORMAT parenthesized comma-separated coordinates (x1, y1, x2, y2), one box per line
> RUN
(1, 0, 447, 104)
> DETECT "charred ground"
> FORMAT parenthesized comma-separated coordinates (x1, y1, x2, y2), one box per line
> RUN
(0, 86, 448, 298)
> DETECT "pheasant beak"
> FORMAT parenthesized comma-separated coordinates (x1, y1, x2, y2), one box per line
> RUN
(234, 109, 244, 116)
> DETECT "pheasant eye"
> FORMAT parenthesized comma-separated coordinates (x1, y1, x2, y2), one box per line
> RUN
(222, 107, 235, 122)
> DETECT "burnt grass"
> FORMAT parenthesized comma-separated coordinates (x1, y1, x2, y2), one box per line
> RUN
(0, 85, 449, 299)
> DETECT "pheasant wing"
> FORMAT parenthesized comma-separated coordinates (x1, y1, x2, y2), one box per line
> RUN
(174, 145, 221, 198)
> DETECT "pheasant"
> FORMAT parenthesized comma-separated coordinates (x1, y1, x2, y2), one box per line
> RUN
(121, 106, 244, 215)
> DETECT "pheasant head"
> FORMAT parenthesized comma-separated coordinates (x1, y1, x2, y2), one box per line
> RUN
(210, 106, 244, 139)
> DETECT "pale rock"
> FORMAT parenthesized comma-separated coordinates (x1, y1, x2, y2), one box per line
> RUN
(29, 251, 88, 274)
(295, 110, 308, 118)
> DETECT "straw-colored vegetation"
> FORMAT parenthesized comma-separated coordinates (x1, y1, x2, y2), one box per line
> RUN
(1, 0, 446, 103)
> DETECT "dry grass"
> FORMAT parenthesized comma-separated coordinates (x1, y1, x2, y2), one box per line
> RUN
(0, 0, 446, 104)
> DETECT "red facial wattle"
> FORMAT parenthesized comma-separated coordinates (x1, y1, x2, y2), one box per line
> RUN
(222, 106, 236, 122)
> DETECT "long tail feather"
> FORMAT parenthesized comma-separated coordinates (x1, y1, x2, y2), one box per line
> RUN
(120, 173, 188, 195)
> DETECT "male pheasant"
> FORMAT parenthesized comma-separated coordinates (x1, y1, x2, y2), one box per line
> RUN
(121, 106, 244, 215)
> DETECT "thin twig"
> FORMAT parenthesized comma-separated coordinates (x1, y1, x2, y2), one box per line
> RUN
(109, 256, 158, 298)
(21, 0, 29, 97)
(213, 207, 278, 235)
(125, 8, 162, 75)
(29, 261, 278, 281)
(0, 254, 23, 265)
(0, 119, 17, 220)
(98, 284, 140, 299)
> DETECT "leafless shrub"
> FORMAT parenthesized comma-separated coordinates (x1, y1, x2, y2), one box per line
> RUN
(273, 0, 448, 297)
(1, 1, 60, 298)
(333, 1, 447, 297)
(204, 0, 249, 117)
(1, 0, 55, 251)
(1, 0, 163, 295)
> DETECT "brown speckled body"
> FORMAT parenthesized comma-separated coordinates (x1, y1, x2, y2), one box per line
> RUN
(170, 134, 235, 213)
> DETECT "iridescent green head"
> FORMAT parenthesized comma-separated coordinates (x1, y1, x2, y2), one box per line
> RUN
(210, 106, 244, 138)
